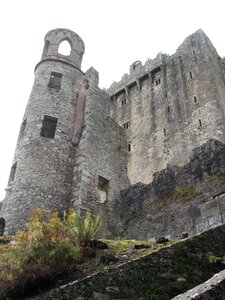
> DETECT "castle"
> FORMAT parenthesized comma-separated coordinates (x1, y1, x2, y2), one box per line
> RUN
(1, 28, 225, 238)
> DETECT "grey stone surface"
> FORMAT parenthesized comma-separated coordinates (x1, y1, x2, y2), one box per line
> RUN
(113, 139, 225, 240)
(172, 269, 225, 300)
(1, 28, 225, 241)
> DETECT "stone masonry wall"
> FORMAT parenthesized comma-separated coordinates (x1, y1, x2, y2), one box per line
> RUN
(0, 29, 85, 235)
(112, 139, 225, 240)
(108, 30, 225, 186)
(71, 74, 130, 226)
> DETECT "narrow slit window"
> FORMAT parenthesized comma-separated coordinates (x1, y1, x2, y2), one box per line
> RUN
(167, 106, 170, 113)
(199, 119, 202, 127)
(122, 122, 130, 129)
(165, 93, 167, 98)
(121, 98, 127, 106)
(164, 128, 166, 136)
(48, 72, 63, 89)
(190, 72, 193, 79)
(41, 115, 58, 138)
(8, 162, 17, 186)
(128, 143, 131, 152)
(192, 49, 195, 55)
(98, 175, 109, 203)
(194, 96, 197, 103)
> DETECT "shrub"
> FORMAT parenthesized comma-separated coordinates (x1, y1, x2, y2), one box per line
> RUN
(0, 209, 79, 298)
(64, 209, 101, 246)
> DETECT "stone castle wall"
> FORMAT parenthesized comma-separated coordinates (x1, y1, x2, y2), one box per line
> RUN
(71, 76, 130, 221)
(108, 30, 225, 185)
(112, 139, 225, 240)
(1, 28, 225, 239)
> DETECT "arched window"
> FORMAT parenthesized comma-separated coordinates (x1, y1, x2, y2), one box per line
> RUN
(58, 40, 71, 56)
(0, 218, 5, 236)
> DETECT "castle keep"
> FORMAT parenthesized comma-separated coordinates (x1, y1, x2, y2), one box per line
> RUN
(1, 28, 225, 238)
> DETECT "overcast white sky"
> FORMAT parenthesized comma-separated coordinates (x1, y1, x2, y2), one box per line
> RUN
(0, 0, 225, 200)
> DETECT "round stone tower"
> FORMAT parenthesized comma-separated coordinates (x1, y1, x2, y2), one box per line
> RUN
(0, 29, 85, 235)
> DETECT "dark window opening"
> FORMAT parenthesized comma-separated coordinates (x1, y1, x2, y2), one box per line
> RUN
(19, 118, 27, 138)
(164, 128, 166, 136)
(128, 143, 131, 152)
(190, 72, 193, 79)
(41, 115, 58, 138)
(156, 78, 161, 86)
(8, 162, 17, 186)
(165, 93, 167, 98)
(192, 49, 195, 55)
(194, 96, 197, 103)
(98, 175, 109, 203)
(122, 122, 130, 129)
(48, 72, 63, 89)
(121, 98, 127, 106)
(199, 119, 202, 127)
(167, 106, 170, 113)
(0, 218, 5, 236)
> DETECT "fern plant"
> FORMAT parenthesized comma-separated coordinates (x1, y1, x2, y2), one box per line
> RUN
(64, 209, 101, 246)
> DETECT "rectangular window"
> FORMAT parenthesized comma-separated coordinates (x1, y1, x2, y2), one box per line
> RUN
(190, 72, 193, 79)
(98, 175, 109, 203)
(167, 106, 170, 113)
(121, 98, 127, 106)
(48, 72, 63, 89)
(156, 78, 161, 86)
(41, 115, 58, 138)
(128, 143, 131, 152)
(122, 122, 130, 129)
(199, 119, 202, 127)
(194, 96, 197, 103)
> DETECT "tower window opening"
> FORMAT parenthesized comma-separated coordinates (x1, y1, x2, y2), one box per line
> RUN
(121, 98, 127, 106)
(122, 122, 130, 129)
(128, 143, 131, 152)
(58, 40, 71, 56)
(194, 96, 197, 103)
(190, 72, 193, 79)
(8, 162, 17, 186)
(98, 175, 109, 203)
(167, 106, 170, 113)
(156, 78, 161, 86)
(41, 115, 58, 138)
(165, 93, 167, 98)
(193, 49, 195, 55)
(0, 218, 5, 236)
(48, 72, 63, 89)
(199, 119, 202, 127)
(19, 118, 27, 137)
